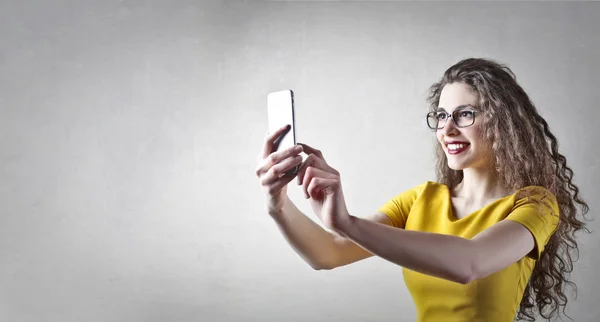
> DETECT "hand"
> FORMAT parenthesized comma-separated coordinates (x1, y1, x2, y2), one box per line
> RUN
(255, 125, 304, 213)
(297, 143, 351, 234)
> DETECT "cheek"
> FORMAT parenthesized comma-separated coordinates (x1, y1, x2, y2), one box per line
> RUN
(467, 124, 486, 144)
(469, 129, 493, 157)
(435, 131, 444, 144)
(471, 118, 491, 142)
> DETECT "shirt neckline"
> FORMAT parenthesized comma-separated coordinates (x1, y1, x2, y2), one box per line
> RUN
(440, 184, 516, 222)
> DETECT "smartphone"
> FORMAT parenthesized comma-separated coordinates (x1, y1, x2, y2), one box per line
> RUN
(267, 89, 298, 174)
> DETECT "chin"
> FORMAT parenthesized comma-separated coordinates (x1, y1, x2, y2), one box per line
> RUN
(446, 156, 473, 171)
(447, 163, 467, 171)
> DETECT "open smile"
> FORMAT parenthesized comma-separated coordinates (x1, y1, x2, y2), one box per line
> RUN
(446, 142, 470, 155)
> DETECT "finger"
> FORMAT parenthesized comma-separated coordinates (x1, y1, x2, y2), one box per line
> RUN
(302, 166, 338, 199)
(261, 124, 291, 159)
(307, 177, 339, 200)
(297, 142, 326, 162)
(297, 152, 339, 186)
(256, 144, 303, 177)
(264, 172, 297, 196)
(296, 153, 326, 186)
(261, 154, 304, 185)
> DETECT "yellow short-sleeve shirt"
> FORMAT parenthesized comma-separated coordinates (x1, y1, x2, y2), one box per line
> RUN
(378, 181, 559, 322)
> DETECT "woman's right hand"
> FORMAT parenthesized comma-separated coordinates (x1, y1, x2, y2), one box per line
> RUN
(256, 125, 304, 213)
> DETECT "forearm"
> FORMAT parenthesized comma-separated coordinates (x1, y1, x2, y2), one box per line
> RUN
(269, 196, 344, 270)
(341, 215, 476, 284)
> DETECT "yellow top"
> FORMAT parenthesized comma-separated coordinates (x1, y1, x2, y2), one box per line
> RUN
(378, 181, 559, 322)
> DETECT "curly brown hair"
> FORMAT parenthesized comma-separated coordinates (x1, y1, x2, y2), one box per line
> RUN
(426, 58, 590, 321)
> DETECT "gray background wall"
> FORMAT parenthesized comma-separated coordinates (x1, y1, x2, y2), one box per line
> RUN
(1, 1, 598, 321)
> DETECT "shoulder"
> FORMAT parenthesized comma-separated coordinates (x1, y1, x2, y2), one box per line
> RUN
(505, 185, 560, 260)
(378, 181, 442, 228)
(393, 180, 444, 200)
(513, 185, 559, 214)
(384, 181, 449, 209)
(380, 180, 449, 211)
(416, 180, 449, 199)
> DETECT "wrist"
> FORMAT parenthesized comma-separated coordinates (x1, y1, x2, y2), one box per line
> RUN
(336, 214, 358, 237)
(267, 196, 289, 218)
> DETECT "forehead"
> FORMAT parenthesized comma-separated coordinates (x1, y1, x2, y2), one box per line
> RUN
(438, 82, 479, 111)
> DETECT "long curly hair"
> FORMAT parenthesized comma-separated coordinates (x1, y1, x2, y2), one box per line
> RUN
(426, 58, 590, 321)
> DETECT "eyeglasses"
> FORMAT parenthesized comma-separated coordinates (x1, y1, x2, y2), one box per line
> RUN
(426, 109, 477, 130)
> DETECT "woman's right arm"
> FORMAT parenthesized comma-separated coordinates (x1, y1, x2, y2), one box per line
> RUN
(270, 197, 393, 270)
(257, 125, 393, 270)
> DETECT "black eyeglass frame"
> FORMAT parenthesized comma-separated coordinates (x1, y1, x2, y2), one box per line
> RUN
(426, 109, 478, 130)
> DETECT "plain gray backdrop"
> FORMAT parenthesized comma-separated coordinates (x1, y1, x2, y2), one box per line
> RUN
(1, 1, 598, 321)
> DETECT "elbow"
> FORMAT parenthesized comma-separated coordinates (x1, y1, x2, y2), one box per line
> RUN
(455, 272, 476, 285)
(452, 241, 483, 284)
(308, 261, 326, 270)
(449, 268, 476, 285)
(306, 236, 345, 271)
(455, 257, 480, 285)
(311, 264, 332, 271)
(446, 250, 479, 284)
(308, 256, 340, 271)
(309, 260, 336, 271)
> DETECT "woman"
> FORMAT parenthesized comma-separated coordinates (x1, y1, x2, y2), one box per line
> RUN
(255, 58, 589, 321)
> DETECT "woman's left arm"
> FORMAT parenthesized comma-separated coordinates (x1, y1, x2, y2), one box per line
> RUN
(299, 149, 537, 284)
(338, 216, 535, 284)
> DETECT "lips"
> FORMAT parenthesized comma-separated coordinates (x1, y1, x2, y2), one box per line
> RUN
(445, 141, 470, 155)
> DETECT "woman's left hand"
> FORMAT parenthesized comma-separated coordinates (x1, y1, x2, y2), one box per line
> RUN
(296, 143, 352, 235)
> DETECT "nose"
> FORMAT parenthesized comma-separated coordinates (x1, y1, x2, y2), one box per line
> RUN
(439, 116, 460, 136)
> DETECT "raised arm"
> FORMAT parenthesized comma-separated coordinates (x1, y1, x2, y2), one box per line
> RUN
(256, 126, 393, 269)
(298, 152, 552, 284)
(270, 201, 393, 269)
(340, 216, 535, 284)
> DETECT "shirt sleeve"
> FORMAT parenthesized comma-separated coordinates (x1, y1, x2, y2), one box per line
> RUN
(505, 187, 560, 260)
(377, 182, 427, 229)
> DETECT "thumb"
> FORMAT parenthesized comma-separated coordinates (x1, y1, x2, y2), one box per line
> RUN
(307, 177, 340, 198)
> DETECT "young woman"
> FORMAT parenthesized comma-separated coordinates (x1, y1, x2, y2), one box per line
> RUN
(255, 58, 589, 321)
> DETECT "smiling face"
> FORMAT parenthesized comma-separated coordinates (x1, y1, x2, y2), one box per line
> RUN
(435, 82, 492, 171)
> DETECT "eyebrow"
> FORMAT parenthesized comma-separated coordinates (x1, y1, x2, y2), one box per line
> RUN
(435, 105, 476, 112)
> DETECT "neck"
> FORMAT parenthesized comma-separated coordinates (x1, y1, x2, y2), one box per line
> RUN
(454, 167, 511, 201)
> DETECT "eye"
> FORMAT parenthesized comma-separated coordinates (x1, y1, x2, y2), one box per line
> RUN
(459, 110, 474, 118)
(436, 112, 447, 120)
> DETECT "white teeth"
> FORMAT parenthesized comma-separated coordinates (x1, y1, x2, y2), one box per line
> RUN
(448, 143, 467, 150)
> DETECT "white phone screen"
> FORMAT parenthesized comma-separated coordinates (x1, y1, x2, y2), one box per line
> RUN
(267, 90, 296, 152)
